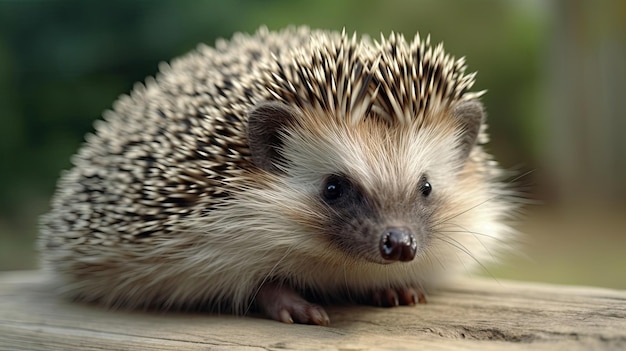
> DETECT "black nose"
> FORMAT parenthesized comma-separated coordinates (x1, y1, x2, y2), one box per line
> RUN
(380, 227, 417, 262)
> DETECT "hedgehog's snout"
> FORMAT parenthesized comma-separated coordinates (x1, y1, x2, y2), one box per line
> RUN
(379, 227, 417, 262)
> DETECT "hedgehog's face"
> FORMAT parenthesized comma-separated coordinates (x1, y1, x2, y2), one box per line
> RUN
(247, 100, 483, 265)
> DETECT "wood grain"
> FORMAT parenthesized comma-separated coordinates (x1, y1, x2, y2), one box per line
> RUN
(1, 271, 624, 350)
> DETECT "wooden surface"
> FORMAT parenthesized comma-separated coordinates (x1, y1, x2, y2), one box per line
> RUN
(1, 271, 625, 350)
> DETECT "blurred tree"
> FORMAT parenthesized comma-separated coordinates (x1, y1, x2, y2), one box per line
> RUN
(544, 0, 626, 206)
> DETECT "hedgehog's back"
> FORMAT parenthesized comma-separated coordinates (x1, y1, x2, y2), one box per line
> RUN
(37, 27, 320, 275)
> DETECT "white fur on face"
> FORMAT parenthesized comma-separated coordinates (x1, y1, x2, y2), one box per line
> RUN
(241, 107, 514, 295)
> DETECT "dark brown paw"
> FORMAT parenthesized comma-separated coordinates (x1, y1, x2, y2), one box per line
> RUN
(255, 283, 330, 326)
(370, 287, 428, 307)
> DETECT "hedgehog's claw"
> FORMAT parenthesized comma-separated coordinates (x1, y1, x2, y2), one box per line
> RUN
(256, 283, 330, 326)
(370, 287, 428, 307)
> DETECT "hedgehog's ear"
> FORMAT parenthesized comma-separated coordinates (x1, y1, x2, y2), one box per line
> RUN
(452, 100, 485, 162)
(247, 101, 300, 173)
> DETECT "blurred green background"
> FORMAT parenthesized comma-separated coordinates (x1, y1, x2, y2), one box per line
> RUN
(1, 0, 624, 289)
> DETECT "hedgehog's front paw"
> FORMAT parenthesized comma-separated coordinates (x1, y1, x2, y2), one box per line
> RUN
(370, 287, 428, 307)
(255, 283, 330, 326)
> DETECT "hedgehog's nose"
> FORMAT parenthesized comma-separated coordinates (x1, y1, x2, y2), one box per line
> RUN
(380, 227, 417, 262)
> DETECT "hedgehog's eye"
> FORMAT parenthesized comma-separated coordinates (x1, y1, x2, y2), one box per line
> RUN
(420, 176, 432, 197)
(322, 175, 348, 203)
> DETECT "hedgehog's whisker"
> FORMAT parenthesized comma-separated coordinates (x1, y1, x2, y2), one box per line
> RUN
(341, 255, 354, 302)
(433, 196, 496, 226)
(431, 167, 531, 226)
(437, 226, 498, 263)
(244, 244, 296, 316)
(434, 225, 507, 243)
(432, 234, 498, 282)
(422, 244, 444, 270)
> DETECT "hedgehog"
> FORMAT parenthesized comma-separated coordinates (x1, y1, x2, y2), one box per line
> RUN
(39, 26, 515, 326)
